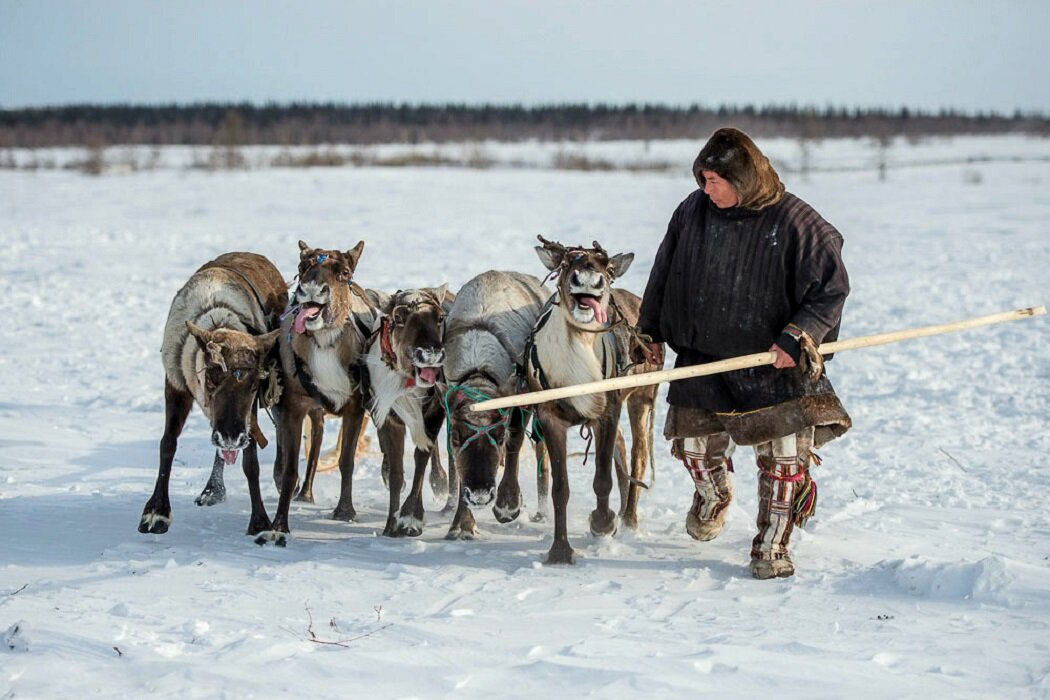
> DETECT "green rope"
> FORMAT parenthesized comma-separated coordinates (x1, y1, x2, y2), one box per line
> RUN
(442, 383, 547, 476)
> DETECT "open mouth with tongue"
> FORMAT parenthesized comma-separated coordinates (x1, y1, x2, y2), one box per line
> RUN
(292, 302, 326, 334)
(572, 293, 608, 325)
(221, 449, 239, 465)
(412, 365, 441, 388)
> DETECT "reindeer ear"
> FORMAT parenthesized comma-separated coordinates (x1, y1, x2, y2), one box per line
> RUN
(298, 240, 314, 258)
(534, 246, 562, 271)
(254, 329, 281, 356)
(185, 321, 213, 350)
(424, 283, 450, 304)
(608, 253, 635, 279)
(345, 241, 365, 269)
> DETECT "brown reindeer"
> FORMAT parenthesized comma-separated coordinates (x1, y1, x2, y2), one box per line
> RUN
(525, 236, 663, 564)
(266, 240, 372, 545)
(360, 286, 450, 536)
(140, 252, 286, 538)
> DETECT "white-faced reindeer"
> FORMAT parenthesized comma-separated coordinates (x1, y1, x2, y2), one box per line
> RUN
(140, 252, 287, 538)
(525, 236, 663, 564)
(359, 286, 450, 537)
(441, 270, 550, 539)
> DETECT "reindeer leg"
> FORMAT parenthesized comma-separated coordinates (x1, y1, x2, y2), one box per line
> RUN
(622, 390, 655, 530)
(242, 411, 273, 536)
(297, 408, 325, 503)
(445, 436, 477, 539)
(613, 427, 629, 517)
(397, 400, 446, 535)
(379, 418, 406, 537)
(271, 403, 285, 491)
(263, 398, 308, 546)
(540, 412, 574, 564)
(531, 439, 550, 523)
(446, 479, 478, 540)
(589, 406, 620, 538)
(428, 444, 449, 502)
(331, 402, 366, 522)
(494, 409, 526, 523)
(140, 381, 193, 534)
(442, 442, 460, 515)
(397, 446, 429, 537)
(195, 451, 227, 506)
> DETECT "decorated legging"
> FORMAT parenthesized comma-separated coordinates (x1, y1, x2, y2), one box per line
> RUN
(676, 427, 816, 561)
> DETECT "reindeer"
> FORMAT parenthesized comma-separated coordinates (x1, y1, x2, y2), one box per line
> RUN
(266, 240, 374, 545)
(525, 236, 663, 564)
(359, 286, 450, 536)
(442, 270, 550, 539)
(139, 252, 287, 538)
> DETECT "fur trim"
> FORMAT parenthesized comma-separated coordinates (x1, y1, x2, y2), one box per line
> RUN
(693, 127, 785, 211)
(665, 394, 850, 448)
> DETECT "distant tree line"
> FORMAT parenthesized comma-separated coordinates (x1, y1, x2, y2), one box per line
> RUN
(1, 102, 1046, 148)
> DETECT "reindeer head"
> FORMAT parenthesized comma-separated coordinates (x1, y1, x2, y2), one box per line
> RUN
(444, 383, 511, 505)
(186, 321, 280, 464)
(534, 235, 634, 326)
(381, 285, 449, 388)
(290, 240, 365, 336)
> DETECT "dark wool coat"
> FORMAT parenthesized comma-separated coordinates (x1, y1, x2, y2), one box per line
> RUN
(639, 128, 851, 447)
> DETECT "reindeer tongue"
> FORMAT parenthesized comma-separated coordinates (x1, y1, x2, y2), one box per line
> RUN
(222, 450, 238, 465)
(578, 296, 608, 325)
(417, 367, 438, 385)
(293, 305, 321, 334)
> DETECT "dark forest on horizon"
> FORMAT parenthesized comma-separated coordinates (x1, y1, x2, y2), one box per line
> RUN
(2, 102, 1048, 148)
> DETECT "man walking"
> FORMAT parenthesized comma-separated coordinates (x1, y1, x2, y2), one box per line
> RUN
(638, 127, 852, 579)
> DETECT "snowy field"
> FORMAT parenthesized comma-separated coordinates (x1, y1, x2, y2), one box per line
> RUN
(1, 136, 1048, 698)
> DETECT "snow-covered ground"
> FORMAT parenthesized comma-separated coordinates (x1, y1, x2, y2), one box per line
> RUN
(8, 133, 1050, 175)
(1, 137, 1048, 698)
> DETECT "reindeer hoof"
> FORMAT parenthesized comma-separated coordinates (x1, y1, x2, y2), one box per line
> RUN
(545, 541, 576, 565)
(331, 505, 357, 522)
(194, 487, 225, 507)
(588, 508, 618, 537)
(254, 530, 288, 547)
(246, 515, 274, 537)
(621, 512, 639, 530)
(382, 518, 402, 538)
(396, 514, 425, 537)
(492, 502, 522, 524)
(138, 511, 171, 534)
(530, 511, 548, 523)
(445, 525, 478, 540)
(294, 490, 315, 504)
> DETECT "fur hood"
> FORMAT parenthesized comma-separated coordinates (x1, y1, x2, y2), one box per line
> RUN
(692, 127, 785, 211)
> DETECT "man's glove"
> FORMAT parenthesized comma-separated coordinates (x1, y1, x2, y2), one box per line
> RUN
(776, 325, 823, 382)
(798, 332, 824, 383)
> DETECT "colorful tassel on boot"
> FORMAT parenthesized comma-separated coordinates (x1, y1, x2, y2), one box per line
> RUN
(792, 474, 818, 527)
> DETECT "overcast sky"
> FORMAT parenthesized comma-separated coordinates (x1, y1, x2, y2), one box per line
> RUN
(2, 0, 1047, 112)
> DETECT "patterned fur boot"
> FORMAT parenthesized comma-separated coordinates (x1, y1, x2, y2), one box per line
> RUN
(676, 434, 734, 542)
(750, 428, 816, 580)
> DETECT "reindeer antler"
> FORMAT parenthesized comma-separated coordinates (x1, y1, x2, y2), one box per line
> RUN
(536, 234, 569, 254)
(590, 240, 609, 261)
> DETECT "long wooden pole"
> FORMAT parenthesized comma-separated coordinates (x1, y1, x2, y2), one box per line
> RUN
(468, 305, 1046, 413)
